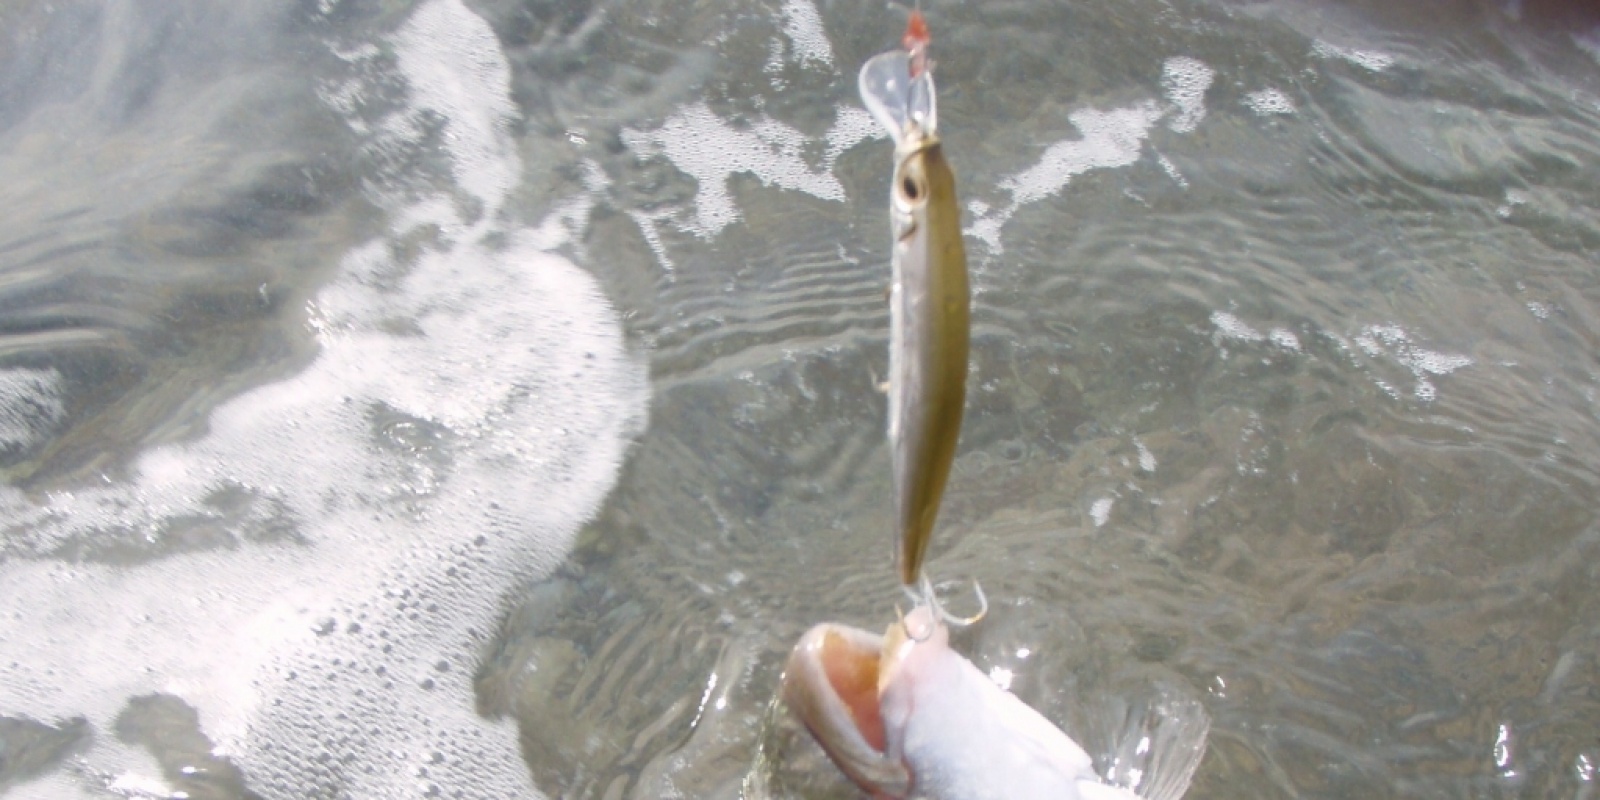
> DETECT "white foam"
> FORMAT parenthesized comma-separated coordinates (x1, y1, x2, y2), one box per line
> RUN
(1352, 323, 1472, 401)
(1244, 88, 1296, 116)
(1002, 102, 1165, 207)
(966, 59, 1220, 251)
(1269, 328, 1302, 352)
(1211, 314, 1302, 355)
(824, 105, 885, 167)
(615, 4, 870, 260)
(1217, 316, 1466, 401)
(392, 0, 518, 216)
(1135, 439, 1157, 473)
(1156, 152, 1188, 188)
(1313, 40, 1395, 72)
(778, 0, 835, 70)
(0, 1, 646, 797)
(1496, 188, 1531, 219)
(1090, 497, 1115, 528)
(106, 768, 172, 798)
(1211, 311, 1264, 342)
(969, 97, 1169, 253)
(628, 209, 677, 271)
(1161, 57, 1214, 134)
(967, 210, 1007, 254)
(622, 102, 852, 237)
(763, 36, 786, 78)
(1409, 348, 1473, 376)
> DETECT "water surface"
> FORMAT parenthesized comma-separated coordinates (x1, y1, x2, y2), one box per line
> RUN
(2, 0, 1599, 798)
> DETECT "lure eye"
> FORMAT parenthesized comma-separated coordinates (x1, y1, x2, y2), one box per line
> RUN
(894, 151, 929, 209)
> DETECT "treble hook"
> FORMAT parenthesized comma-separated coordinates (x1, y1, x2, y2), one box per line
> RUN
(897, 571, 989, 641)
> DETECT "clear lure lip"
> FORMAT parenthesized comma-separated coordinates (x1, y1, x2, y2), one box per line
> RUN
(858, 48, 937, 147)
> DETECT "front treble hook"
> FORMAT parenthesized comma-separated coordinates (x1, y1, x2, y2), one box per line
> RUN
(897, 571, 988, 641)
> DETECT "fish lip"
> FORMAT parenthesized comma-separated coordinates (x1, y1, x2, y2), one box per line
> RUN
(782, 622, 913, 796)
(784, 623, 887, 748)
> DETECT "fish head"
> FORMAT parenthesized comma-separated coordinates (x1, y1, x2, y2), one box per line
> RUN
(781, 608, 956, 798)
(790, 609, 1128, 800)
(782, 621, 911, 796)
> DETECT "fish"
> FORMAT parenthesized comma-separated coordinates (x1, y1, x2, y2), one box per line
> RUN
(858, 9, 971, 588)
(782, 606, 1147, 800)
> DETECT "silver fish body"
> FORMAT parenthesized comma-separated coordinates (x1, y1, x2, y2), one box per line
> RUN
(782, 607, 1145, 800)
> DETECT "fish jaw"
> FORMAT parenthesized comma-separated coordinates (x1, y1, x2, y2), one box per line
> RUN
(782, 623, 912, 796)
(786, 609, 1141, 800)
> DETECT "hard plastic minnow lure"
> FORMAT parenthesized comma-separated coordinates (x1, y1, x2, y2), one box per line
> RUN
(859, 9, 971, 590)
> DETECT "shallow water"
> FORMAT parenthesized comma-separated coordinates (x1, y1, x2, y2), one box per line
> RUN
(2, 0, 1600, 798)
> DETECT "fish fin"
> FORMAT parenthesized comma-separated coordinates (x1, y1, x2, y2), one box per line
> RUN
(1076, 668, 1211, 800)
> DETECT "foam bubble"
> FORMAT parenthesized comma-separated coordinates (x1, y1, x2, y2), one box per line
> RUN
(967, 212, 1006, 254)
(968, 96, 1173, 253)
(622, 102, 850, 237)
(777, 0, 834, 70)
(1409, 349, 1473, 376)
(1211, 314, 1303, 356)
(1313, 40, 1395, 72)
(1161, 57, 1214, 134)
(763, 36, 786, 77)
(1244, 88, 1296, 116)
(1156, 152, 1188, 188)
(1496, 188, 1531, 219)
(0, 1, 646, 797)
(1351, 323, 1472, 401)
(1269, 328, 1302, 352)
(392, 0, 518, 216)
(824, 105, 884, 167)
(1001, 102, 1165, 207)
(1135, 439, 1157, 473)
(1211, 311, 1264, 343)
(1090, 497, 1115, 528)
